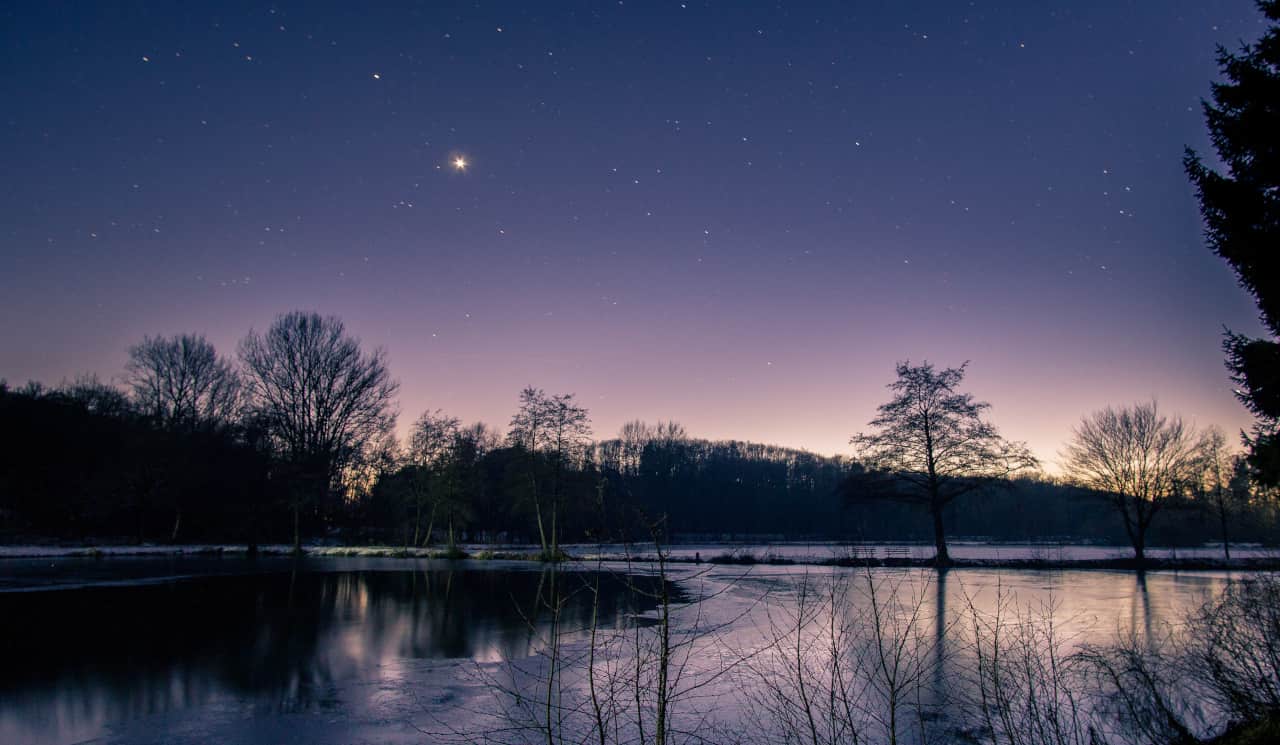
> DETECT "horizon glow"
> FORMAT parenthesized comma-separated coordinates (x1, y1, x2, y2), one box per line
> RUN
(0, 0, 1268, 473)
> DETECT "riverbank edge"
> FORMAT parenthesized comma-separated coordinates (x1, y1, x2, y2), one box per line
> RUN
(1, 543, 1276, 571)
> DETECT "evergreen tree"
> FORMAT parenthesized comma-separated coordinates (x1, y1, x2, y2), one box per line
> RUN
(1185, 1, 1280, 485)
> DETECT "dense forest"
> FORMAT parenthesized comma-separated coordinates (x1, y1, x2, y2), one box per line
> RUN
(2, 354, 1276, 551)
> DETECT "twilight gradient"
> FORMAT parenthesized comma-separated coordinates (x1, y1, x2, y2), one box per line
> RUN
(0, 0, 1269, 470)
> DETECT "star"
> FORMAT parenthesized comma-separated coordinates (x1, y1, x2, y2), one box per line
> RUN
(452, 155, 468, 171)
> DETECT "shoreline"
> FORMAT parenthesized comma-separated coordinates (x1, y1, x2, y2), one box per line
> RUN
(1, 543, 1276, 571)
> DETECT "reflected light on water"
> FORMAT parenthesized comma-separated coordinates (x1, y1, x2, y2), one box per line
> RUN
(0, 559, 659, 744)
(0, 558, 1237, 745)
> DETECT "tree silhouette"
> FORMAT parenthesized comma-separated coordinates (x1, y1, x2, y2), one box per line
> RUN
(239, 311, 398, 552)
(437, 423, 490, 550)
(848, 361, 1038, 566)
(508, 387, 591, 558)
(1194, 426, 1240, 560)
(125, 334, 241, 431)
(1185, 0, 1280, 485)
(124, 334, 243, 541)
(1061, 401, 1205, 563)
(407, 409, 462, 546)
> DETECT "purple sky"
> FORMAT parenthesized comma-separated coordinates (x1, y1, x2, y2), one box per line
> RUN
(0, 1, 1269, 470)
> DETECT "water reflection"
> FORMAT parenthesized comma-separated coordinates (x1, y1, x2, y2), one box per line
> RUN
(0, 559, 1235, 745)
(933, 568, 948, 701)
(742, 567, 1237, 745)
(1133, 570, 1152, 638)
(0, 561, 660, 745)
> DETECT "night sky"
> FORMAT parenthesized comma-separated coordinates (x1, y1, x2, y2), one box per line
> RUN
(0, 1, 1269, 469)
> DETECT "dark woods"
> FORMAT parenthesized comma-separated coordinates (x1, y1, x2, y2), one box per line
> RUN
(1, 312, 1278, 552)
(0, 375, 273, 545)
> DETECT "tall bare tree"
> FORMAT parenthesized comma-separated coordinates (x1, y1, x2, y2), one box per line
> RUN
(616, 420, 654, 477)
(509, 387, 552, 553)
(1061, 401, 1204, 563)
(849, 361, 1038, 566)
(239, 311, 398, 552)
(1187, 427, 1239, 560)
(437, 422, 491, 551)
(124, 334, 241, 541)
(125, 334, 241, 430)
(508, 387, 591, 558)
(543, 392, 591, 558)
(407, 409, 461, 546)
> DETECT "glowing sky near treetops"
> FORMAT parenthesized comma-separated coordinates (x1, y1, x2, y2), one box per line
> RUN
(0, 1, 1269, 471)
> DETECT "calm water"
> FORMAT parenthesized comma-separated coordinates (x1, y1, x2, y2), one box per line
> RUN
(0, 557, 665, 745)
(0, 556, 1242, 744)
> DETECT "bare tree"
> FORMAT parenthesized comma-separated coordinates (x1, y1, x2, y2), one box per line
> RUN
(648, 421, 688, 539)
(239, 311, 398, 552)
(339, 428, 402, 522)
(1061, 401, 1203, 563)
(508, 387, 591, 558)
(849, 361, 1038, 566)
(125, 333, 241, 430)
(406, 411, 487, 552)
(459, 421, 501, 454)
(62, 373, 133, 418)
(544, 393, 591, 558)
(1195, 426, 1239, 560)
(407, 409, 462, 547)
(617, 420, 654, 476)
(509, 387, 552, 554)
(123, 334, 242, 541)
(437, 422, 490, 551)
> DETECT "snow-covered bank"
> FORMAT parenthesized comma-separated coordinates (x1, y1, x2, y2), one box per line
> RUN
(2, 540, 1275, 567)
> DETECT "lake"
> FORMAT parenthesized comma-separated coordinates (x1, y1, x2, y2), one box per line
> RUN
(0, 555, 1244, 744)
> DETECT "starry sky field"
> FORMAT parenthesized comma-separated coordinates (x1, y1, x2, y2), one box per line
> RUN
(0, 1, 1270, 469)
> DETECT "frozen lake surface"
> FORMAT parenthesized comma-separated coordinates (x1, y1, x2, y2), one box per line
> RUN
(1, 539, 1273, 563)
(0, 554, 1255, 744)
(567, 539, 1276, 562)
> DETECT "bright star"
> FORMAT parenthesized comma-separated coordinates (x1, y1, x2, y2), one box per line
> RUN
(452, 155, 468, 171)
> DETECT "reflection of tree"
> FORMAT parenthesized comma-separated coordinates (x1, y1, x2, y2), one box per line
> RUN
(934, 568, 949, 703)
(0, 564, 659, 738)
(1131, 571, 1153, 641)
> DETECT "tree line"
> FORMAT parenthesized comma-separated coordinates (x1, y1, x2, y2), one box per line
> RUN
(4, 0, 1277, 564)
(843, 360, 1277, 565)
(1, 312, 1276, 561)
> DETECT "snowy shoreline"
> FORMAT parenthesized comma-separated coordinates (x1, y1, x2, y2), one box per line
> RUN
(1, 541, 1276, 571)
